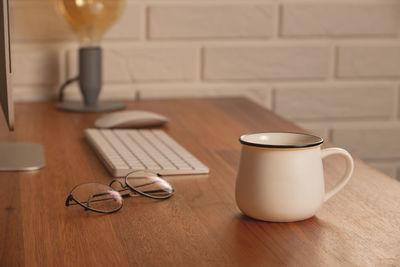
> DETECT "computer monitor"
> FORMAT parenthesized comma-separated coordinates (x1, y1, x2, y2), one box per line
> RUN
(0, 0, 12, 130)
(0, 0, 45, 171)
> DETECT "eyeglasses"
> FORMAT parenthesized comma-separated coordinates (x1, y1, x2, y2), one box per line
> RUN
(65, 171, 174, 214)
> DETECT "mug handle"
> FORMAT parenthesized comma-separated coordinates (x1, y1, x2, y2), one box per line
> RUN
(322, 148, 354, 202)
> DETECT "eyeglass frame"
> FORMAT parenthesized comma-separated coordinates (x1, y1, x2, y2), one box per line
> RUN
(65, 171, 174, 214)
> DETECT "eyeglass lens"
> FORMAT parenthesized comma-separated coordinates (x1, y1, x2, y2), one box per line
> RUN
(125, 171, 174, 199)
(70, 183, 123, 213)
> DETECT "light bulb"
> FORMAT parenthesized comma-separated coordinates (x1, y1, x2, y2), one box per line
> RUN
(58, 0, 126, 45)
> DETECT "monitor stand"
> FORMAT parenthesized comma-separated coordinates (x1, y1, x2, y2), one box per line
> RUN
(0, 143, 45, 171)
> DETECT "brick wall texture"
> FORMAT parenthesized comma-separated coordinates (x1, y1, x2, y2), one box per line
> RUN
(9, 0, 400, 181)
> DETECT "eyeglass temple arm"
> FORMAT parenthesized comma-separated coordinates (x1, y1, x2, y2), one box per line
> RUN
(65, 189, 137, 207)
(65, 185, 170, 208)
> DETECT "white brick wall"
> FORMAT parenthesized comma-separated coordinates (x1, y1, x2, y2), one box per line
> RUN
(9, 0, 400, 181)
(275, 85, 397, 120)
(281, 3, 400, 37)
(204, 46, 330, 81)
(149, 5, 276, 39)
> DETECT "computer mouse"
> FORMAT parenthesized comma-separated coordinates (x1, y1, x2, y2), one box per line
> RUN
(95, 110, 168, 129)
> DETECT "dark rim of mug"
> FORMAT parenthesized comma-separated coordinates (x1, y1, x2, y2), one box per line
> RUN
(239, 132, 324, 149)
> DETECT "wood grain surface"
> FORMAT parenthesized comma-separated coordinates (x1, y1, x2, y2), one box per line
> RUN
(0, 98, 399, 266)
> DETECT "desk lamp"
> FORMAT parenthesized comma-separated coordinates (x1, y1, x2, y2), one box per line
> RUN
(56, 0, 126, 112)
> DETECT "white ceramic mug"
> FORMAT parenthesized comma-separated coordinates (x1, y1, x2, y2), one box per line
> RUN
(235, 132, 354, 222)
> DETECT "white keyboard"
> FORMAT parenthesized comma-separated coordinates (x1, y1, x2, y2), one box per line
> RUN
(85, 129, 210, 177)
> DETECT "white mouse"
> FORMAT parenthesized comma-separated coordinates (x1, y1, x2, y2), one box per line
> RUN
(95, 110, 168, 129)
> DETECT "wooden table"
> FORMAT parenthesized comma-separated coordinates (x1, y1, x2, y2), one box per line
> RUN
(0, 98, 399, 266)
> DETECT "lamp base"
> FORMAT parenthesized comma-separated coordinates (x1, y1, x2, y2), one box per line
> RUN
(56, 101, 125, 112)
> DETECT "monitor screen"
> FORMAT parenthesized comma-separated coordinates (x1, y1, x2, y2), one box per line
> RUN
(0, 0, 13, 131)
